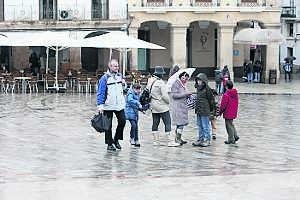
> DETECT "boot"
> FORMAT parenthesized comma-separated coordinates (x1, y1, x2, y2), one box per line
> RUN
(167, 132, 180, 147)
(152, 131, 160, 146)
(175, 129, 187, 145)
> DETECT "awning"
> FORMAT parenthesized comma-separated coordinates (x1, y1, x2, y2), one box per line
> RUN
(234, 28, 285, 45)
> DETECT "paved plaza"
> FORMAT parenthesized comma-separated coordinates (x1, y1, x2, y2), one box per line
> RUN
(1, 78, 300, 199)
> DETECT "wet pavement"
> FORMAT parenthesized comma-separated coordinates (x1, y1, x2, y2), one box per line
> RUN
(1, 81, 300, 199)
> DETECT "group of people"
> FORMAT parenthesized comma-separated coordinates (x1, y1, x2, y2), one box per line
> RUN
(244, 60, 262, 83)
(96, 59, 239, 151)
(214, 65, 231, 95)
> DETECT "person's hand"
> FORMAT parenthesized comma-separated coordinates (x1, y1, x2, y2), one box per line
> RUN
(186, 91, 193, 96)
(98, 108, 104, 114)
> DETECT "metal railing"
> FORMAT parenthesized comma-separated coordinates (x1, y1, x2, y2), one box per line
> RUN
(2, 4, 126, 21)
(281, 7, 296, 18)
(191, 0, 220, 7)
(137, 0, 273, 7)
(141, 0, 172, 7)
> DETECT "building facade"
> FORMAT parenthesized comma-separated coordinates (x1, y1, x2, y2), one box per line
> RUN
(128, 0, 282, 82)
(280, 0, 300, 68)
(0, 0, 128, 73)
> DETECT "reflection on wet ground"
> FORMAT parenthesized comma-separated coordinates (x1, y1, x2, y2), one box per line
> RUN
(1, 93, 300, 183)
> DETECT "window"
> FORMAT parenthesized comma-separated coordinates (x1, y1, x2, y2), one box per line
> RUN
(92, 0, 108, 20)
(288, 23, 294, 37)
(40, 0, 57, 20)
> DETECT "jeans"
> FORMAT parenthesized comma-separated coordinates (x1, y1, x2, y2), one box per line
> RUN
(152, 111, 171, 132)
(254, 72, 260, 82)
(104, 109, 126, 145)
(196, 114, 211, 141)
(247, 72, 253, 83)
(129, 119, 139, 141)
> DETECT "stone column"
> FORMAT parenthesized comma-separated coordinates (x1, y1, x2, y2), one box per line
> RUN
(170, 25, 187, 68)
(265, 43, 280, 83)
(219, 24, 234, 80)
(129, 27, 139, 71)
(264, 26, 281, 83)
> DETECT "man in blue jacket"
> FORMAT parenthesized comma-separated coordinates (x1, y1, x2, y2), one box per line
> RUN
(97, 59, 127, 151)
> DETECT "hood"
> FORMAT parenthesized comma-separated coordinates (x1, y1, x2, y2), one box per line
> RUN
(195, 73, 208, 83)
(226, 88, 238, 99)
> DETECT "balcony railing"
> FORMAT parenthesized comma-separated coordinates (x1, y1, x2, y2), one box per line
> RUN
(3, 5, 126, 21)
(141, 0, 172, 7)
(281, 6, 296, 18)
(192, 0, 220, 7)
(137, 0, 273, 7)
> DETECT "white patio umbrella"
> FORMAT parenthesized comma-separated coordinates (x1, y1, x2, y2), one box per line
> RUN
(2, 31, 85, 91)
(82, 31, 166, 75)
(234, 28, 285, 45)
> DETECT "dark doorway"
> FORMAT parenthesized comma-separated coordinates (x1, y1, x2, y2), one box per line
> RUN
(187, 28, 192, 68)
(81, 48, 98, 72)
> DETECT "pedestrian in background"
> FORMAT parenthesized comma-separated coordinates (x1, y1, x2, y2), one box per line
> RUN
(221, 65, 230, 94)
(283, 61, 292, 82)
(218, 80, 239, 144)
(170, 71, 192, 145)
(192, 73, 215, 147)
(246, 61, 254, 83)
(148, 66, 180, 147)
(214, 69, 223, 94)
(125, 83, 143, 147)
(97, 59, 127, 151)
(253, 60, 262, 83)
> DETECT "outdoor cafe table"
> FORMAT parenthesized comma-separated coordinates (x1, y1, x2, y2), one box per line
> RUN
(14, 77, 31, 93)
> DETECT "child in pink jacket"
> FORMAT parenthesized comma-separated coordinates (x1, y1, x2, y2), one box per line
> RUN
(219, 80, 239, 144)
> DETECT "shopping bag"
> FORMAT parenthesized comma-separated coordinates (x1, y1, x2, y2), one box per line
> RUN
(186, 94, 196, 110)
(91, 113, 110, 133)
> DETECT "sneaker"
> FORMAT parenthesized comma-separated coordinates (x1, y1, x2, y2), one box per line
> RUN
(134, 140, 141, 147)
(114, 140, 122, 149)
(192, 140, 202, 147)
(130, 138, 135, 145)
(199, 140, 210, 147)
(107, 144, 116, 151)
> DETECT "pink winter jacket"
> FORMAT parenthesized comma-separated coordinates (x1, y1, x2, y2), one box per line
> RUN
(219, 88, 239, 119)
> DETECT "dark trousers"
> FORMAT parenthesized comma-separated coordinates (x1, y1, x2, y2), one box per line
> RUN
(285, 72, 291, 82)
(225, 119, 238, 142)
(152, 111, 171, 132)
(129, 119, 139, 141)
(104, 110, 126, 145)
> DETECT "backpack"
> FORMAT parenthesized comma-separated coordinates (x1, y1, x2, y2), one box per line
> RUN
(140, 79, 157, 106)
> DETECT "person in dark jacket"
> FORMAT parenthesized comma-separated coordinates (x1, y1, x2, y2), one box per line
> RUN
(192, 73, 215, 147)
(219, 80, 239, 144)
(246, 61, 254, 83)
(253, 60, 262, 83)
(125, 83, 143, 147)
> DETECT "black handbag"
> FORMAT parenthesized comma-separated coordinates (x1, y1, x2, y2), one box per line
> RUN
(91, 113, 110, 133)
